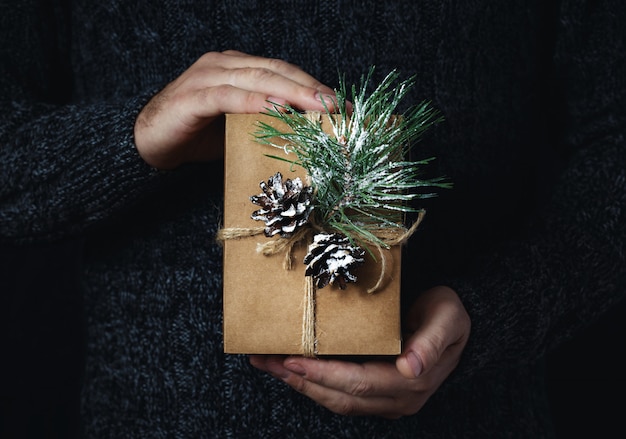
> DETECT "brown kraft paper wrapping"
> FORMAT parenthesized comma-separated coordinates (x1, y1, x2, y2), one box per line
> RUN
(222, 113, 402, 356)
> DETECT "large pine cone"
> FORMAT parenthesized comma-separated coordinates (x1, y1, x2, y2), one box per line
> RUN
(250, 172, 314, 238)
(303, 233, 366, 289)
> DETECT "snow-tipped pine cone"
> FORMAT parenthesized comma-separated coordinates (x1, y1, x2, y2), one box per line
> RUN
(250, 172, 314, 238)
(303, 233, 366, 289)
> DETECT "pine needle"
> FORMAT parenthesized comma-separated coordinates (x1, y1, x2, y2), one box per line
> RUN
(254, 67, 451, 250)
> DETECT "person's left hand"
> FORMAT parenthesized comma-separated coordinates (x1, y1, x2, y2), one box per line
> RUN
(249, 285, 471, 419)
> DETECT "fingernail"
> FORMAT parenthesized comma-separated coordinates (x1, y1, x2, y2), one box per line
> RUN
(316, 92, 336, 106)
(284, 361, 306, 376)
(407, 351, 423, 378)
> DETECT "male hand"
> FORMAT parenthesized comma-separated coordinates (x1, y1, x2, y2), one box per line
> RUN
(249, 285, 470, 419)
(134, 50, 336, 169)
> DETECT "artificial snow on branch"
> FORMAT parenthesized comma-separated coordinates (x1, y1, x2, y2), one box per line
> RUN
(251, 67, 451, 289)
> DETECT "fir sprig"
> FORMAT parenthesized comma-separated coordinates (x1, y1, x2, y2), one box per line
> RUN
(254, 67, 451, 250)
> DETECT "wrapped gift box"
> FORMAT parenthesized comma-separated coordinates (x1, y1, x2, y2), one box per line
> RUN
(222, 113, 402, 356)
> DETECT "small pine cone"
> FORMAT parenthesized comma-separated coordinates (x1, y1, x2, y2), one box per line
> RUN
(250, 172, 314, 238)
(303, 233, 366, 290)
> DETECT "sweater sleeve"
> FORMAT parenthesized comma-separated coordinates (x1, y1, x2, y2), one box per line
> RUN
(0, 1, 167, 243)
(444, 0, 626, 381)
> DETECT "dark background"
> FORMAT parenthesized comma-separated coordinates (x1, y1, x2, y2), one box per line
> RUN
(1, 242, 625, 438)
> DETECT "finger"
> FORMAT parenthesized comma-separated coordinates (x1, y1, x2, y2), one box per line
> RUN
(252, 355, 406, 399)
(286, 377, 407, 418)
(179, 51, 339, 112)
(283, 357, 408, 396)
(249, 354, 290, 378)
(222, 67, 336, 111)
(177, 66, 335, 113)
(396, 286, 471, 379)
(217, 50, 336, 94)
(251, 356, 425, 418)
(192, 51, 337, 109)
(190, 84, 318, 117)
(279, 358, 419, 418)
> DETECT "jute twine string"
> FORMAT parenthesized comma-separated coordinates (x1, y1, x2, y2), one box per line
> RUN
(217, 210, 424, 357)
(302, 275, 316, 357)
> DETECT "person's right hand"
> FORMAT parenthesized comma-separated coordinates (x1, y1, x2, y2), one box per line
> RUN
(250, 285, 470, 419)
(134, 50, 337, 170)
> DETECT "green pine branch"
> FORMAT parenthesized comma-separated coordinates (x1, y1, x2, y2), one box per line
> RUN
(254, 67, 451, 250)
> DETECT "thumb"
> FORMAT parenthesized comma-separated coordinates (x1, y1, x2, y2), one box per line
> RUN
(395, 286, 468, 379)
(396, 327, 443, 379)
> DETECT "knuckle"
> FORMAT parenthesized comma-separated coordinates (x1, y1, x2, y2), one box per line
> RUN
(243, 89, 263, 108)
(229, 66, 273, 86)
(205, 83, 232, 102)
(333, 398, 358, 417)
(265, 57, 293, 73)
(349, 376, 373, 397)
(198, 51, 222, 64)
(249, 66, 275, 82)
(291, 377, 309, 394)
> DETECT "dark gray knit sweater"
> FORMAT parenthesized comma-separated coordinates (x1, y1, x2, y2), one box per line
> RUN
(1, 0, 625, 437)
